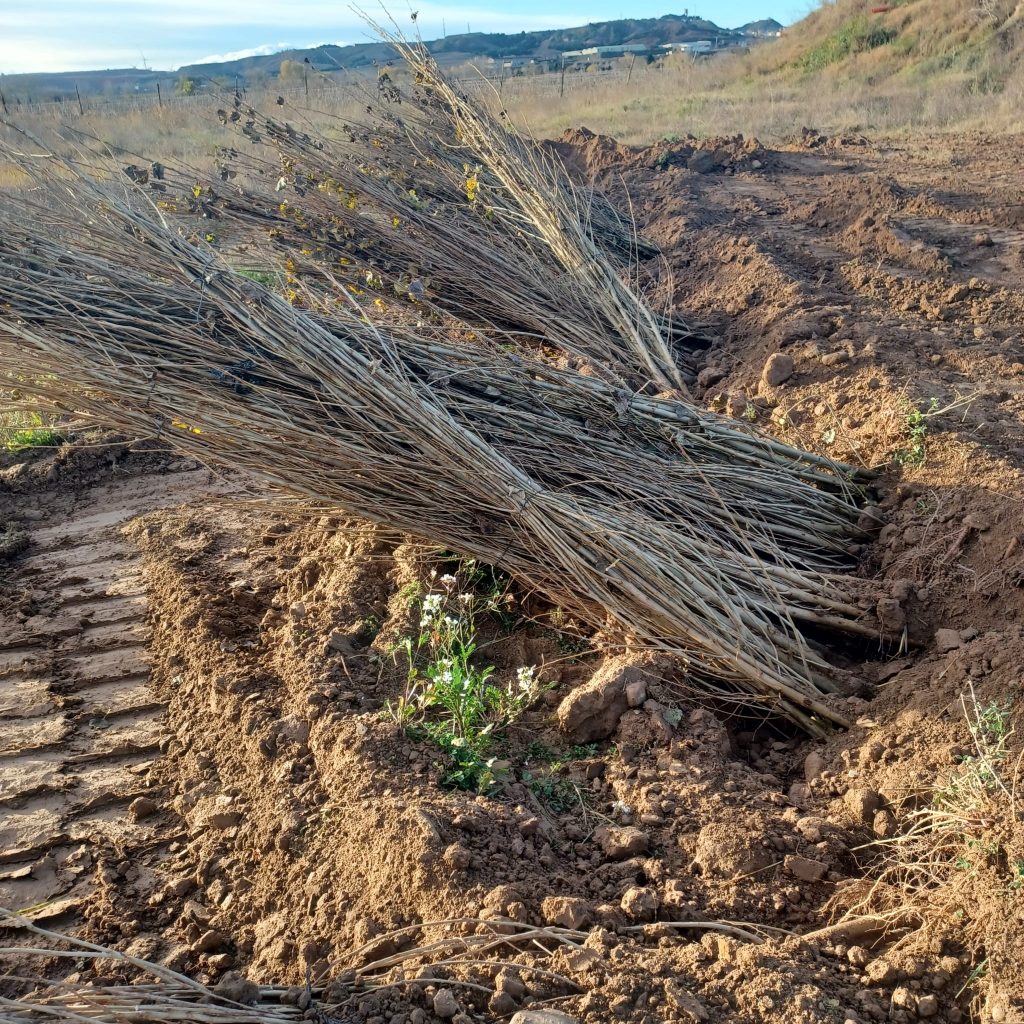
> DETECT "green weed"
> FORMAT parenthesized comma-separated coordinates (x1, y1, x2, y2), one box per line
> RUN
(1009, 859, 1024, 891)
(798, 16, 898, 72)
(956, 959, 988, 1000)
(878, 687, 1018, 887)
(524, 771, 582, 813)
(237, 268, 284, 289)
(357, 613, 382, 644)
(521, 741, 599, 813)
(2, 427, 62, 452)
(1, 408, 63, 453)
(894, 397, 939, 466)
(387, 570, 544, 794)
(934, 696, 1012, 814)
(555, 631, 593, 660)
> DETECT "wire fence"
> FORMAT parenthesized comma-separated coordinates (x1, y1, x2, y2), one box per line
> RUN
(0, 62, 655, 120)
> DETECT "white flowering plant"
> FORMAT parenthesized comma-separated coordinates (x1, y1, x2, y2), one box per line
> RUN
(386, 567, 544, 793)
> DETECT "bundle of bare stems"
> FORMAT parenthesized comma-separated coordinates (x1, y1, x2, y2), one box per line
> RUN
(0, 42, 883, 735)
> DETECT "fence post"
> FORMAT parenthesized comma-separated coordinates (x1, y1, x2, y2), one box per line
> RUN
(304, 70, 309, 99)
(559, 57, 566, 97)
(75, 84, 85, 115)
(627, 53, 636, 83)
(0, 91, 7, 115)
(156, 82, 162, 107)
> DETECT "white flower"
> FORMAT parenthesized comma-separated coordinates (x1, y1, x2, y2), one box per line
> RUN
(516, 666, 535, 691)
(422, 593, 443, 614)
(443, 615, 459, 628)
(439, 669, 453, 685)
(458, 593, 472, 604)
(440, 573, 457, 586)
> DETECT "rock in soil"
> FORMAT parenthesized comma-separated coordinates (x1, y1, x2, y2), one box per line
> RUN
(510, 1012, 580, 1024)
(432, 989, 460, 1018)
(594, 825, 649, 860)
(556, 653, 667, 742)
(541, 896, 592, 929)
(762, 352, 795, 386)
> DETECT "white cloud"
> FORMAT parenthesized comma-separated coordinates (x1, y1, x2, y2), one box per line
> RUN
(187, 42, 300, 66)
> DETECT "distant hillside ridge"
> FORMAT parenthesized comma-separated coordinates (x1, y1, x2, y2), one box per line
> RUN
(178, 15, 783, 79)
(0, 13, 782, 101)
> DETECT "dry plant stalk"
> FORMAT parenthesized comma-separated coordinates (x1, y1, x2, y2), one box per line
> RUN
(0, 908, 773, 1021)
(829, 687, 1023, 1014)
(0, 48, 882, 733)
(376, 26, 687, 391)
(0, 908, 298, 1023)
(0, 912, 580, 1021)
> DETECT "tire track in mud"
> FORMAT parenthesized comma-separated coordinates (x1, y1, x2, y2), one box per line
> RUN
(0, 466, 225, 932)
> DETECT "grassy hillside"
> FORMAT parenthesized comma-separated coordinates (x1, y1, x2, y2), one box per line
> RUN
(755, 0, 1023, 87)
(506, 0, 1024, 142)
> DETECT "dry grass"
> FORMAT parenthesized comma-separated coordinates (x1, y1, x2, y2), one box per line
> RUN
(505, 48, 1024, 143)
(0, 909, 300, 1022)
(5, 0, 1024, 182)
(832, 686, 1023, 1017)
(12, 56, 1016, 174)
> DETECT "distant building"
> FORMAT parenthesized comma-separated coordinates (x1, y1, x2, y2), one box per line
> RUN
(560, 43, 652, 61)
(674, 39, 715, 53)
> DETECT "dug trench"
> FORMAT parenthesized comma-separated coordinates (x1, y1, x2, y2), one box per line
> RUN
(3, 128, 1024, 1023)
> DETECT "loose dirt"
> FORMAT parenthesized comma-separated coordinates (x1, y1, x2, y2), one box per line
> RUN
(3, 130, 1024, 1023)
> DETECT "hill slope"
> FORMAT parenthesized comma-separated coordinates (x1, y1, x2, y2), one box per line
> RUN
(1, 12, 775, 102)
(182, 14, 749, 78)
(751, 0, 1023, 87)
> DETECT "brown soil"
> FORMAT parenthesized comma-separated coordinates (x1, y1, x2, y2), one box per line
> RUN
(4, 131, 1024, 1024)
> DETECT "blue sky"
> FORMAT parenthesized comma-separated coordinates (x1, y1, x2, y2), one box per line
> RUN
(0, 1, 815, 75)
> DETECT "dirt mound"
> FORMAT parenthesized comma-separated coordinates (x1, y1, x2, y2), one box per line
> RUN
(792, 127, 871, 151)
(1, 435, 151, 492)
(6, 493, 971, 1021)
(547, 127, 636, 177)
(809, 630, 1024, 1019)
(548, 127, 769, 181)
